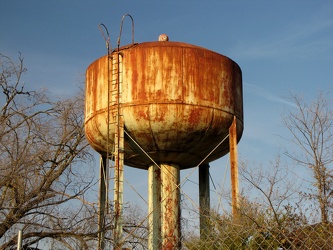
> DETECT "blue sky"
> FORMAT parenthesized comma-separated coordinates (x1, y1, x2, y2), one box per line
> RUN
(2, 1, 333, 212)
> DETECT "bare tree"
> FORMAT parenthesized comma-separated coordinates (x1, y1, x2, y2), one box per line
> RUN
(0, 53, 150, 249)
(0, 53, 99, 249)
(283, 92, 333, 224)
(239, 156, 302, 228)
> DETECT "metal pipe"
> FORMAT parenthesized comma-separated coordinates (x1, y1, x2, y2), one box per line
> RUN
(161, 164, 180, 249)
(114, 141, 124, 249)
(148, 164, 161, 249)
(229, 116, 239, 219)
(199, 163, 210, 240)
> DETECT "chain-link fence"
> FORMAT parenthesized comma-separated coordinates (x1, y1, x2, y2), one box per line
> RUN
(91, 155, 332, 250)
(182, 212, 333, 250)
(101, 204, 333, 250)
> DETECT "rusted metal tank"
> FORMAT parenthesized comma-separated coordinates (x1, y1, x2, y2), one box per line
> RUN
(85, 41, 243, 170)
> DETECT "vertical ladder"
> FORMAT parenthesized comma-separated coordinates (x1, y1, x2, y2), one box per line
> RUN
(109, 51, 124, 249)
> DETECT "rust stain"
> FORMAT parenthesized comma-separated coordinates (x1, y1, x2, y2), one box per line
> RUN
(160, 164, 180, 249)
(84, 41, 243, 170)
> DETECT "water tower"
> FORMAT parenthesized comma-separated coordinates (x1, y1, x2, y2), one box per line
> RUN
(84, 15, 243, 250)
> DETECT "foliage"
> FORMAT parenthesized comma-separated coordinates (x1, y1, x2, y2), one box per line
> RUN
(183, 197, 333, 249)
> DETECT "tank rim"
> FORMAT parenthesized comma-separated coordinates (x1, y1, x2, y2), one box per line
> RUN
(87, 41, 241, 71)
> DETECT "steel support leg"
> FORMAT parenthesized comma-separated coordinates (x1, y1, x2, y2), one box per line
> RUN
(199, 163, 210, 240)
(229, 116, 239, 219)
(148, 164, 161, 250)
(161, 164, 180, 249)
(98, 155, 108, 250)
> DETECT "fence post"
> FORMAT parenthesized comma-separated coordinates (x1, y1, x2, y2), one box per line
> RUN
(17, 230, 22, 250)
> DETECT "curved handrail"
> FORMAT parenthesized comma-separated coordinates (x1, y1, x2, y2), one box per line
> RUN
(117, 14, 135, 49)
(98, 23, 111, 55)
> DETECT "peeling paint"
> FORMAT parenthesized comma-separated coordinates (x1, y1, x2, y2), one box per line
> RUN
(84, 41, 243, 170)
